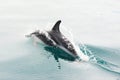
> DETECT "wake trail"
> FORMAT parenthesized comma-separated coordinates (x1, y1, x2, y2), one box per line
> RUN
(79, 44, 120, 74)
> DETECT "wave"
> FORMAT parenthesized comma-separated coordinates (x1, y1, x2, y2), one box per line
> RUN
(41, 42, 120, 74)
(79, 44, 120, 74)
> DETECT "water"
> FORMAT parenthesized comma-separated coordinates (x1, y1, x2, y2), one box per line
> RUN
(0, 0, 120, 80)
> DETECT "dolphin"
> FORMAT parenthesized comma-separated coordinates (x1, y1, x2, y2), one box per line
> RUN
(26, 20, 89, 61)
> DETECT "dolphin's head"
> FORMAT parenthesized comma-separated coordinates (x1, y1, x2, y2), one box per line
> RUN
(25, 30, 40, 38)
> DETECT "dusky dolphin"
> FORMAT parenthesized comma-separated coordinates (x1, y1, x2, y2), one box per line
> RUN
(26, 20, 89, 61)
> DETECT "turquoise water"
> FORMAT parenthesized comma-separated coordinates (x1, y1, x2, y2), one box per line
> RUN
(0, 39, 120, 80)
(0, 0, 120, 80)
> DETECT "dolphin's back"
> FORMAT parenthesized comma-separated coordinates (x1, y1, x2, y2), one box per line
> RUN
(48, 31, 78, 56)
(48, 20, 78, 56)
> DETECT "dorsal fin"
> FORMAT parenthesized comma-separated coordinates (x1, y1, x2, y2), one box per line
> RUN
(52, 20, 61, 32)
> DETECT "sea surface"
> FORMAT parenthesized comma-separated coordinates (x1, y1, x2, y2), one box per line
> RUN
(0, 0, 120, 80)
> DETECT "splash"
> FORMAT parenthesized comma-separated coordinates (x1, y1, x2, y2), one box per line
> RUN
(60, 26, 90, 61)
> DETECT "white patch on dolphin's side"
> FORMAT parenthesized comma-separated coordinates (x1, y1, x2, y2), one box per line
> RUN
(61, 28, 89, 61)
(67, 37, 89, 61)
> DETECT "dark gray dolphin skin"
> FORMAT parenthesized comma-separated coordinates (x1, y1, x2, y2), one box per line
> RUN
(26, 20, 80, 59)
(48, 20, 78, 58)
